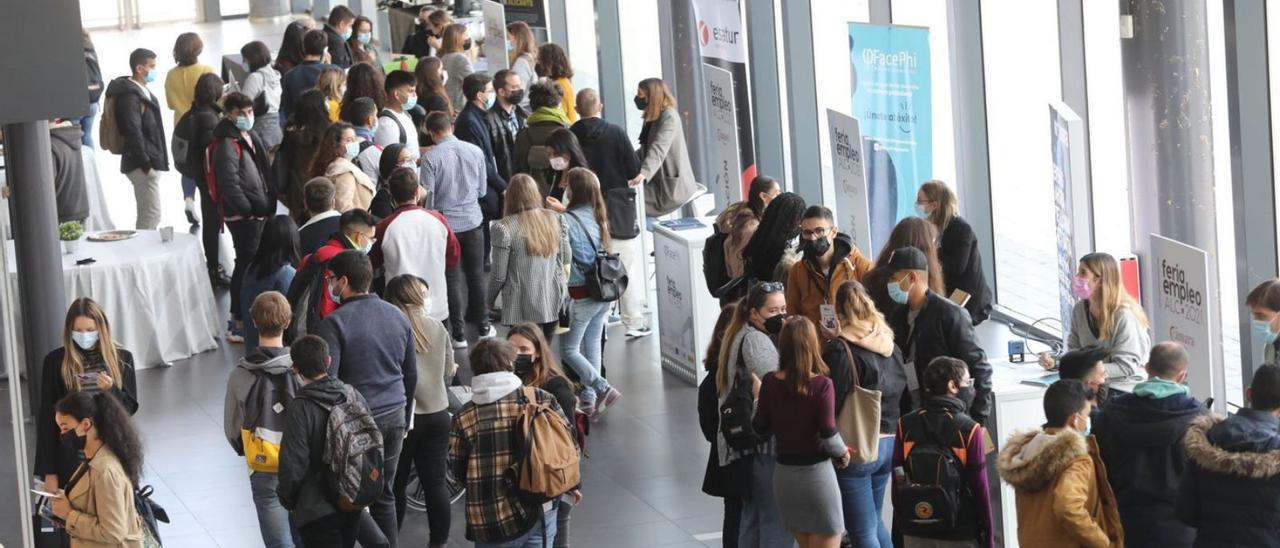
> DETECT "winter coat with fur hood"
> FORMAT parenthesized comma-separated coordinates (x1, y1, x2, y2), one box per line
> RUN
(1178, 411, 1280, 547)
(997, 429, 1123, 548)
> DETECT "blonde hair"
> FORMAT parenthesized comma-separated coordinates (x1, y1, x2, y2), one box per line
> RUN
(315, 67, 345, 101)
(1080, 252, 1149, 340)
(638, 78, 676, 122)
(503, 174, 559, 257)
(60, 298, 124, 392)
(439, 23, 468, 55)
(834, 281, 889, 339)
(919, 180, 958, 231)
(384, 275, 433, 354)
(506, 21, 537, 66)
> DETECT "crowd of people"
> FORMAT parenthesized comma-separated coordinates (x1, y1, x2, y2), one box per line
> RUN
(29, 5, 1280, 548)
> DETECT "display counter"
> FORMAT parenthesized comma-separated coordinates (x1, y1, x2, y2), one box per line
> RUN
(652, 217, 717, 386)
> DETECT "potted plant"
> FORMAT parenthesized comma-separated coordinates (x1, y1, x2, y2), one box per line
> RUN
(58, 221, 84, 255)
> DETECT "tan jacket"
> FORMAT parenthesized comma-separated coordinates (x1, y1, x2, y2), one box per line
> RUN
(785, 234, 873, 328)
(996, 429, 1123, 548)
(65, 447, 145, 548)
(326, 157, 376, 213)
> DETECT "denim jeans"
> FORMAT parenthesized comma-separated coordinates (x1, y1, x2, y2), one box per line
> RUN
(356, 410, 407, 548)
(79, 102, 98, 147)
(836, 436, 894, 548)
(249, 471, 301, 548)
(300, 510, 359, 548)
(180, 174, 197, 199)
(226, 218, 264, 322)
(738, 454, 793, 548)
(393, 410, 451, 544)
(446, 227, 489, 339)
(475, 504, 558, 548)
(560, 298, 611, 404)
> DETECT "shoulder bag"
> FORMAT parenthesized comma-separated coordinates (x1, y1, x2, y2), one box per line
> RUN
(838, 339, 882, 465)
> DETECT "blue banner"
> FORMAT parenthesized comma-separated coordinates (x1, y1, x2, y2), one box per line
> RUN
(849, 23, 931, 252)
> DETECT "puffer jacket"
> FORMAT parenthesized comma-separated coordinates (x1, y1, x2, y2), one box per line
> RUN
(325, 157, 376, 213)
(785, 232, 874, 328)
(1178, 411, 1280, 546)
(104, 76, 169, 174)
(211, 119, 273, 219)
(277, 376, 365, 526)
(997, 430, 1123, 548)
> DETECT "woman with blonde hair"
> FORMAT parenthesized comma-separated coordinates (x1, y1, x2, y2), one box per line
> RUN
(36, 298, 139, 497)
(490, 174, 571, 338)
(1041, 252, 1152, 379)
(917, 180, 993, 324)
(315, 67, 345, 122)
(384, 274, 454, 545)
(437, 23, 475, 110)
(630, 78, 698, 217)
(506, 21, 538, 109)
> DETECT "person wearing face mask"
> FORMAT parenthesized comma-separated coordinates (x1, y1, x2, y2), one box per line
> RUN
(785, 205, 873, 332)
(311, 121, 376, 212)
(280, 30, 337, 124)
(377, 70, 423, 159)
(104, 48, 169, 230)
(369, 142, 410, 218)
(384, 275, 456, 546)
(455, 73, 510, 232)
(540, 128, 590, 209)
(506, 22, 539, 110)
(894, 357, 993, 548)
(628, 78, 698, 218)
(514, 79, 571, 196)
(323, 5, 356, 68)
(1055, 346, 1111, 419)
(883, 247, 992, 423)
(49, 390, 148, 547)
(997, 379, 1122, 548)
(715, 282, 792, 548)
(371, 168, 460, 324)
(347, 16, 378, 66)
(289, 209, 378, 334)
(916, 181, 992, 325)
(1092, 342, 1204, 548)
(37, 299, 139, 502)
(1246, 279, 1280, 366)
(343, 97, 385, 184)
(438, 23, 476, 110)
(485, 70, 529, 182)
(1039, 253, 1151, 381)
(214, 92, 276, 343)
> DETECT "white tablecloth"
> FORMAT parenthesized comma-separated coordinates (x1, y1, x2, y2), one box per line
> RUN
(6, 231, 220, 368)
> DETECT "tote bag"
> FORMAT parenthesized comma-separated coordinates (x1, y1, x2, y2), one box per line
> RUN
(838, 340, 882, 465)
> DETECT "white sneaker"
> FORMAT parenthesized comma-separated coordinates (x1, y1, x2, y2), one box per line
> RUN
(480, 324, 497, 338)
(451, 336, 468, 349)
(625, 327, 653, 339)
(184, 199, 200, 226)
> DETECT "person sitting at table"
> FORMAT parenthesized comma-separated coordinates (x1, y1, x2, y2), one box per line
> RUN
(1040, 252, 1151, 380)
(36, 298, 139, 499)
(241, 215, 301, 351)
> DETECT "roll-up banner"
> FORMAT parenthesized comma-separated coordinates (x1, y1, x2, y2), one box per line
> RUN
(694, 0, 756, 202)
(826, 109, 872, 253)
(1051, 103, 1086, 344)
(502, 0, 548, 41)
(704, 64, 742, 210)
(848, 23, 931, 252)
(1150, 234, 1222, 413)
(482, 1, 510, 72)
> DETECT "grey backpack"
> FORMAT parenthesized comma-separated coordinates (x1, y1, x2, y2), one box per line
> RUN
(308, 384, 385, 510)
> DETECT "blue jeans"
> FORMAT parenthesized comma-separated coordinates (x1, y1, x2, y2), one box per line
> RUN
(181, 174, 197, 199)
(249, 471, 301, 548)
(836, 437, 894, 548)
(79, 101, 99, 147)
(475, 504, 558, 548)
(738, 454, 793, 548)
(356, 410, 407, 548)
(560, 298, 611, 403)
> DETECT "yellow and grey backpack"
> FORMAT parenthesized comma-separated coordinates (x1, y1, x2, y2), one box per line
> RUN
(240, 369, 300, 472)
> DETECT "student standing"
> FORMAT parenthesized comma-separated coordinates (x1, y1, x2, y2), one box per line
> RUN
(344, 97, 384, 183)
(740, 192, 806, 284)
(507, 22, 539, 110)
(863, 217, 946, 320)
(238, 41, 283, 149)
(1246, 279, 1280, 366)
(486, 69, 529, 182)
(1056, 346, 1112, 419)
(752, 317, 851, 548)
(297, 178, 340, 257)
(536, 44, 577, 123)
(348, 16, 379, 67)
(339, 63, 387, 124)
(1093, 342, 1204, 548)
(288, 209, 377, 335)
(628, 78, 698, 217)
(455, 73, 508, 254)
(401, 6, 440, 58)
(415, 58, 453, 119)
(490, 175, 570, 338)
(223, 291, 302, 548)
(384, 275, 455, 547)
(699, 305, 745, 548)
(786, 205, 874, 328)
(916, 181, 992, 324)
(274, 21, 310, 76)
(513, 80, 571, 195)
(371, 167, 460, 323)
(438, 24, 475, 109)
(323, 6, 356, 69)
(311, 122, 375, 213)
(539, 129, 590, 207)
(36, 298, 139, 495)
(165, 32, 214, 226)
(997, 379, 1123, 548)
(240, 216, 301, 351)
(315, 67, 345, 123)
(280, 30, 336, 123)
(370, 143, 410, 218)
(1041, 252, 1151, 380)
(280, 90, 331, 219)
(105, 48, 168, 230)
(375, 71, 421, 160)
(178, 72, 225, 281)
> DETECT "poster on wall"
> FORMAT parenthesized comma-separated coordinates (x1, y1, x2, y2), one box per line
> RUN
(848, 23, 931, 252)
(1051, 103, 1086, 343)
(826, 109, 871, 252)
(704, 64, 742, 210)
(482, 1, 509, 72)
(1150, 234, 1221, 412)
(693, 0, 755, 197)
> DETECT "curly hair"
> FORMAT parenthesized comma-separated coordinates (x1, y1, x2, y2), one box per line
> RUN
(340, 63, 386, 119)
(56, 391, 144, 485)
(535, 43, 573, 80)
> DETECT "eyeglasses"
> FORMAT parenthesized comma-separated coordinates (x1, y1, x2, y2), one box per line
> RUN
(758, 282, 784, 293)
(800, 227, 830, 239)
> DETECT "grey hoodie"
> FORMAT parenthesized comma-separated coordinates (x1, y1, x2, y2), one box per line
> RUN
(223, 346, 295, 453)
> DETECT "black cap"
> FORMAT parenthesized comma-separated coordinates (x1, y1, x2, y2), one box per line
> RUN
(884, 247, 928, 273)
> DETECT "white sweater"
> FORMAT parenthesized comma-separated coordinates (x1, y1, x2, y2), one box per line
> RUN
(372, 206, 458, 320)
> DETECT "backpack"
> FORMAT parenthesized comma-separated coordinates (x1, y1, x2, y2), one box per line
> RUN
(133, 485, 169, 547)
(604, 187, 639, 240)
(565, 210, 628, 302)
(171, 111, 196, 177)
(239, 369, 299, 473)
(897, 410, 976, 537)
(306, 384, 385, 511)
(285, 256, 328, 342)
(719, 345, 761, 451)
(202, 138, 241, 229)
(99, 93, 141, 155)
(703, 227, 730, 295)
(379, 109, 407, 145)
(507, 387, 581, 503)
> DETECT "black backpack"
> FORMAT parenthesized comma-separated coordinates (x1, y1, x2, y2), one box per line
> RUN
(172, 111, 197, 178)
(898, 410, 976, 538)
(379, 109, 407, 145)
(566, 210, 628, 302)
(703, 227, 730, 295)
(719, 344, 761, 451)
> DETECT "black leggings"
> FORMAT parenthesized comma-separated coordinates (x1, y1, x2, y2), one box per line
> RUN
(196, 183, 220, 277)
(393, 409, 451, 544)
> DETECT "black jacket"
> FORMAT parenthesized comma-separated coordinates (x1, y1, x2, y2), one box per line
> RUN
(34, 347, 139, 486)
(1093, 391, 1205, 547)
(485, 104, 528, 181)
(182, 103, 222, 181)
(572, 116, 642, 239)
(278, 376, 363, 526)
(105, 76, 168, 174)
(1179, 410, 1280, 547)
(50, 125, 89, 223)
(888, 291, 992, 423)
(400, 24, 435, 58)
(939, 216, 992, 325)
(299, 213, 342, 257)
(698, 365, 747, 498)
(455, 102, 507, 219)
(821, 337, 908, 434)
(324, 25, 353, 68)
(212, 119, 273, 218)
(280, 60, 336, 123)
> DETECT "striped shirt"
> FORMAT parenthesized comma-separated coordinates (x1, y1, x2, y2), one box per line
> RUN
(421, 135, 487, 232)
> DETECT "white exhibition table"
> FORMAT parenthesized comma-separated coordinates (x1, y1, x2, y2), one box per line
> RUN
(6, 230, 220, 369)
(653, 216, 718, 386)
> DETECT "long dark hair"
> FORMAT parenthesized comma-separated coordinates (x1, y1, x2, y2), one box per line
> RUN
(340, 63, 386, 119)
(248, 215, 300, 278)
(192, 72, 225, 110)
(415, 57, 453, 117)
(741, 192, 806, 281)
(546, 128, 588, 169)
(55, 391, 144, 485)
(275, 21, 309, 71)
(745, 175, 778, 218)
(310, 122, 355, 176)
(704, 304, 737, 373)
(716, 282, 784, 394)
(286, 89, 331, 136)
(507, 322, 568, 389)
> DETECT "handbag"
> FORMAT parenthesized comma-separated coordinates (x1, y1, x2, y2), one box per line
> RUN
(565, 211, 628, 302)
(31, 496, 63, 548)
(837, 340, 882, 465)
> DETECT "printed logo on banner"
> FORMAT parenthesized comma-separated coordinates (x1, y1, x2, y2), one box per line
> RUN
(1159, 259, 1204, 325)
(703, 64, 741, 210)
(692, 0, 747, 64)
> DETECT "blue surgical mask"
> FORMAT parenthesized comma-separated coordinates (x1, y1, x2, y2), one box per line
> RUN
(357, 32, 371, 45)
(915, 204, 930, 218)
(234, 116, 254, 132)
(71, 331, 99, 351)
(1254, 319, 1280, 345)
(144, 68, 157, 83)
(341, 28, 353, 41)
(485, 92, 496, 110)
(888, 277, 911, 305)
(345, 141, 361, 159)
(328, 283, 342, 305)
(404, 94, 418, 110)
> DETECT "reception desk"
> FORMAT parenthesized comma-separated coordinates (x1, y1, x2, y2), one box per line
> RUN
(652, 217, 718, 386)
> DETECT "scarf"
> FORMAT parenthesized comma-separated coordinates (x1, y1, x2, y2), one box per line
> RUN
(527, 106, 570, 126)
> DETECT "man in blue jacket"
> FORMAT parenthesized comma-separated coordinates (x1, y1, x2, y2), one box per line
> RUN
(315, 250, 416, 548)
(1094, 342, 1204, 548)
(280, 30, 336, 123)
(454, 72, 507, 227)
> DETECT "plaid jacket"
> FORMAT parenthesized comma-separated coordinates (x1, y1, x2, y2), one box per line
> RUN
(449, 385, 564, 542)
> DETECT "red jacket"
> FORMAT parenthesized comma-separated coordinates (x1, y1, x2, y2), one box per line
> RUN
(297, 235, 355, 319)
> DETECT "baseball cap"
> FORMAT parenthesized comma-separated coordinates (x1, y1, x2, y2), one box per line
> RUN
(883, 247, 928, 273)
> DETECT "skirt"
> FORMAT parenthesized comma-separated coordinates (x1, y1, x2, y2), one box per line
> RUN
(772, 460, 844, 535)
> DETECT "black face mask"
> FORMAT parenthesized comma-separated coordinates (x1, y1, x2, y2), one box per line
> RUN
(60, 427, 87, 451)
(956, 387, 976, 411)
(762, 313, 785, 335)
(514, 354, 535, 374)
(506, 89, 525, 106)
(803, 236, 831, 260)
(633, 96, 648, 111)
(463, 38, 473, 51)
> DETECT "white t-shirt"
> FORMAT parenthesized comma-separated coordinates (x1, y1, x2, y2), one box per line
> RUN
(374, 109, 420, 161)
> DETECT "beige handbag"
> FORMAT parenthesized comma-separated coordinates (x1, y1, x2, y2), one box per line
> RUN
(837, 340, 883, 465)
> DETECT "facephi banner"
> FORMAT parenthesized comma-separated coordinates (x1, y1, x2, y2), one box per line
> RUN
(849, 23, 931, 252)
